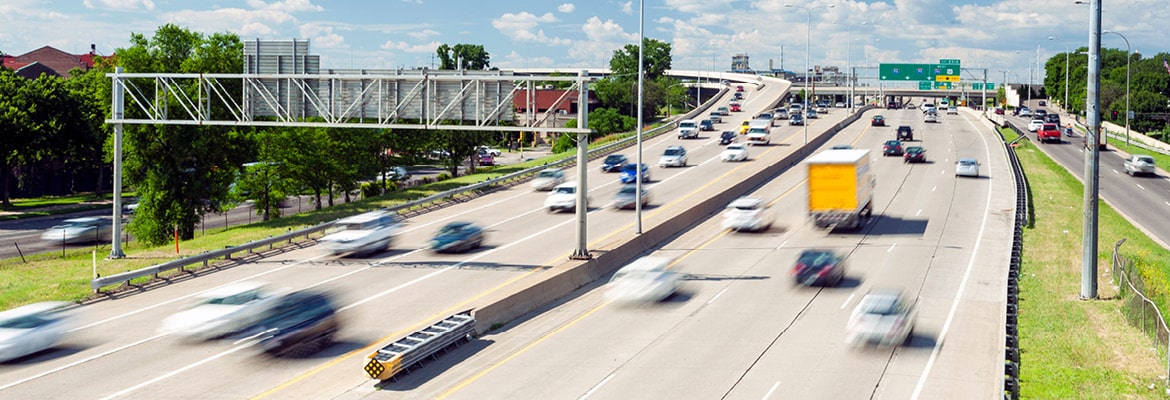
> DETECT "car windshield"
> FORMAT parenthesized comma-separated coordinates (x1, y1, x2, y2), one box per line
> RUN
(604, 155, 624, 163)
(0, 314, 55, 329)
(722, 132, 735, 138)
(664, 148, 684, 156)
(537, 170, 559, 178)
(1137, 156, 1155, 163)
(437, 223, 470, 236)
(907, 147, 924, 153)
(797, 251, 836, 267)
(727, 144, 745, 150)
(885, 141, 900, 146)
(859, 296, 904, 316)
(618, 186, 638, 195)
(201, 290, 262, 306)
(680, 121, 696, 128)
(959, 159, 977, 166)
(553, 186, 575, 195)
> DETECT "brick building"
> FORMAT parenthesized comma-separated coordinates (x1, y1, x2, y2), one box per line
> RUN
(1, 45, 106, 79)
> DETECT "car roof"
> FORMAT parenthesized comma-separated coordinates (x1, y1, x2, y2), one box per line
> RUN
(906, 146, 925, 151)
(64, 217, 106, 223)
(885, 139, 901, 144)
(728, 196, 764, 208)
(958, 158, 978, 163)
(898, 125, 911, 129)
(665, 145, 685, 150)
(197, 281, 268, 299)
(0, 301, 71, 322)
(336, 210, 397, 224)
(553, 181, 579, 189)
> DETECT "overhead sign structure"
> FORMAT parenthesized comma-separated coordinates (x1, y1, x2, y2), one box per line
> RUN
(879, 60, 962, 87)
(972, 83, 996, 90)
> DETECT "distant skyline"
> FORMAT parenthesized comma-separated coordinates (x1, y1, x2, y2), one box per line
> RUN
(1, 0, 1165, 85)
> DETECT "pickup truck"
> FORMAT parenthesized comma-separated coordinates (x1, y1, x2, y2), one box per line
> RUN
(1037, 123, 1061, 143)
(1124, 155, 1157, 176)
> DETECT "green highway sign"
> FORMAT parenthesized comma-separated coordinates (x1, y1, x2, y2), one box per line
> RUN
(919, 81, 932, 90)
(986, 83, 995, 89)
(879, 60, 961, 82)
(934, 82, 953, 90)
(972, 83, 982, 90)
(940, 59, 961, 65)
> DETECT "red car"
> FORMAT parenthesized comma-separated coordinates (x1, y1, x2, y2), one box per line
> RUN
(736, 85, 744, 92)
(478, 153, 495, 166)
(730, 102, 742, 112)
(871, 115, 886, 126)
(1037, 123, 1061, 143)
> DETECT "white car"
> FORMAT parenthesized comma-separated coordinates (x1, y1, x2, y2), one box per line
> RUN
(1027, 119, 1045, 132)
(0, 302, 73, 362)
(658, 145, 688, 168)
(544, 181, 589, 212)
(721, 143, 749, 162)
(41, 217, 113, 244)
(477, 146, 502, 157)
(923, 112, 938, 123)
(956, 158, 980, 177)
(744, 128, 770, 146)
(604, 256, 680, 304)
(530, 168, 566, 191)
(319, 210, 402, 256)
(678, 119, 699, 139)
(721, 196, 775, 232)
(157, 282, 281, 340)
(846, 289, 917, 347)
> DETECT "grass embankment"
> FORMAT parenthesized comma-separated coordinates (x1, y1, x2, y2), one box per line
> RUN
(0, 124, 669, 310)
(1006, 127, 1169, 398)
(0, 192, 137, 221)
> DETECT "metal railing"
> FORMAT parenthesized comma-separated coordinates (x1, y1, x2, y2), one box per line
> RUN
(90, 90, 731, 293)
(1111, 239, 1170, 389)
(994, 115, 1028, 400)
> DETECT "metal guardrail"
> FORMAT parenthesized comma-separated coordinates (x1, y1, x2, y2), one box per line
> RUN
(1111, 239, 1170, 390)
(363, 310, 475, 381)
(89, 90, 732, 293)
(992, 114, 1027, 400)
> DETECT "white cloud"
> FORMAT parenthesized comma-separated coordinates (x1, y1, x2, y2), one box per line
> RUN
(496, 50, 556, 69)
(380, 40, 439, 54)
(407, 29, 439, 40)
(244, 0, 323, 13)
(558, 3, 574, 13)
(299, 23, 346, 48)
(83, 0, 155, 11)
(162, 8, 297, 38)
(492, 11, 570, 45)
(567, 16, 639, 67)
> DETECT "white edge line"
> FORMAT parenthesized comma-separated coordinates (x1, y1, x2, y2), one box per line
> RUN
(98, 342, 251, 400)
(0, 334, 165, 391)
(578, 373, 616, 400)
(761, 381, 782, 400)
(707, 288, 729, 305)
(840, 292, 857, 310)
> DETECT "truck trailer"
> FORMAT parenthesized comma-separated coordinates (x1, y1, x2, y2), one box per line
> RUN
(806, 149, 876, 230)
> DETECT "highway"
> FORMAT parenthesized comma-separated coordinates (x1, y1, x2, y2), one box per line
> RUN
(383, 106, 1015, 398)
(0, 82, 1013, 399)
(1005, 103, 1170, 248)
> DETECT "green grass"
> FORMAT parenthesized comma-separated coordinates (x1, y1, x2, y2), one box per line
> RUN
(1008, 127, 1169, 398)
(0, 192, 137, 221)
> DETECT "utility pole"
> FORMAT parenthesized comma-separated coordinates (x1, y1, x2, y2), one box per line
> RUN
(1081, 0, 1101, 299)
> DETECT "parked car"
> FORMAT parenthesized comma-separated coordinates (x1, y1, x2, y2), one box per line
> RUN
(612, 184, 651, 209)
(659, 145, 688, 168)
(721, 143, 749, 162)
(0, 302, 74, 362)
(477, 152, 495, 166)
(601, 154, 629, 172)
(477, 146, 502, 157)
(544, 181, 589, 212)
(319, 210, 402, 257)
(896, 125, 913, 141)
(846, 289, 917, 347)
(904, 146, 927, 163)
(882, 140, 904, 156)
(530, 168, 566, 191)
(604, 256, 680, 304)
(721, 196, 774, 232)
(429, 221, 485, 253)
(620, 163, 651, 184)
(956, 158, 980, 177)
(158, 282, 282, 340)
(791, 249, 845, 287)
(870, 115, 886, 126)
(719, 130, 737, 145)
(250, 290, 341, 357)
(41, 217, 113, 244)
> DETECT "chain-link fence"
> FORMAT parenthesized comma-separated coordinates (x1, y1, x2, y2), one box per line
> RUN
(1110, 239, 1170, 388)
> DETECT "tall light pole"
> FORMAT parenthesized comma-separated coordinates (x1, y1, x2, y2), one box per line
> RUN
(1104, 30, 1132, 147)
(786, 2, 835, 144)
(1082, 0, 1102, 300)
(1048, 36, 1071, 114)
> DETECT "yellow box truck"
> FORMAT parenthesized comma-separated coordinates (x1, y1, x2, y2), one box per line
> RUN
(806, 149, 876, 230)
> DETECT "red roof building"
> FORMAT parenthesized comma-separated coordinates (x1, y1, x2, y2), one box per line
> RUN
(513, 89, 598, 114)
(1, 45, 108, 79)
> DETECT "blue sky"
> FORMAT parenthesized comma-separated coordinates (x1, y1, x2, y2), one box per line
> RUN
(0, 0, 1164, 85)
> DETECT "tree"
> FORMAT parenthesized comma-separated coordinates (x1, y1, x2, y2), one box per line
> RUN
(117, 24, 250, 244)
(609, 38, 672, 80)
(436, 44, 491, 70)
(428, 128, 495, 176)
(0, 69, 35, 207)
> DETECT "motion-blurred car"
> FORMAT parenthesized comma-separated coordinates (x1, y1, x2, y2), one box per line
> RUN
(1044, 113, 1061, 124)
(904, 146, 927, 163)
(789, 114, 805, 126)
(612, 184, 651, 209)
(870, 115, 886, 126)
(846, 289, 917, 347)
(882, 140, 904, 156)
(1017, 107, 1032, 117)
(249, 290, 341, 357)
(719, 130, 737, 145)
(604, 256, 680, 304)
(319, 210, 402, 257)
(40, 217, 112, 244)
(429, 221, 485, 253)
(738, 120, 751, 134)
(721, 196, 774, 232)
(530, 168, 566, 191)
(956, 158, 980, 177)
(721, 143, 749, 162)
(791, 249, 845, 287)
(735, 85, 744, 92)
(815, 104, 829, 113)
(923, 111, 938, 123)
(544, 182, 589, 212)
(0, 301, 73, 362)
(659, 146, 688, 168)
(158, 282, 280, 340)
(601, 154, 629, 172)
(678, 119, 699, 139)
(384, 166, 411, 182)
(620, 163, 651, 184)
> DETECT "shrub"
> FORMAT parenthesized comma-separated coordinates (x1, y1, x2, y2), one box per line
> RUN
(436, 172, 452, 182)
(552, 133, 577, 154)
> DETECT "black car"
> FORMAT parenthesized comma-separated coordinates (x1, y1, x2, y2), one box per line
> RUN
(250, 291, 341, 357)
(883, 140, 904, 156)
(791, 249, 845, 286)
(896, 125, 913, 141)
(699, 119, 715, 131)
(904, 146, 927, 163)
(601, 154, 629, 172)
(1044, 113, 1061, 124)
(430, 221, 486, 253)
(789, 114, 804, 126)
(719, 131, 737, 145)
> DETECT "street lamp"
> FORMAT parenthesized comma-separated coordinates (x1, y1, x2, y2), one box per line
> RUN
(1048, 36, 1071, 114)
(1104, 30, 1131, 147)
(786, 2, 835, 144)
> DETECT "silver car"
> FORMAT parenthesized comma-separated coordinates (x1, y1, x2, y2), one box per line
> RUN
(612, 184, 650, 209)
(530, 168, 566, 191)
(319, 210, 402, 257)
(0, 302, 73, 362)
(846, 289, 917, 347)
(41, 217, 113, 244)
(955, 158, 980, 177)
